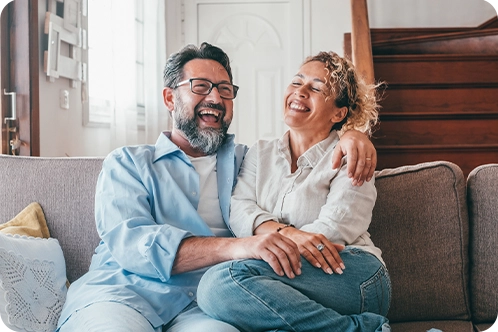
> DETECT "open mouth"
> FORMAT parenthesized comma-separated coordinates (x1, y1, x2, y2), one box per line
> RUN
(289, 101, 310, 112)
(198, 109, 222, 124)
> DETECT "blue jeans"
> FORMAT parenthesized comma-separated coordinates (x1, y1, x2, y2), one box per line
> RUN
(197, 247, 391, 332)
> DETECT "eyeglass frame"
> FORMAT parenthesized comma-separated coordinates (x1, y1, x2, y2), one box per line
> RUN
(174, 78, 239, 100)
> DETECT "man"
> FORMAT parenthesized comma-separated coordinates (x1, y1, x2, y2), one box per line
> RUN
(57, 42, 377, 332)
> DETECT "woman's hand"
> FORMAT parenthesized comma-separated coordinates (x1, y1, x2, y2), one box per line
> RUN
(332, 130, 377, 186)
(279, 227, 345, 275)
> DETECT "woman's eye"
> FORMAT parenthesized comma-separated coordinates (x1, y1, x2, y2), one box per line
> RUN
(311, 87, 322, 92)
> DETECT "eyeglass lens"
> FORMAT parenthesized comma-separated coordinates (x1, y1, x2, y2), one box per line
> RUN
(191, 79, 237, 99)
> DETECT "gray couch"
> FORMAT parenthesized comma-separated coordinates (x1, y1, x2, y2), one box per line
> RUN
(0, 154, 496, 332)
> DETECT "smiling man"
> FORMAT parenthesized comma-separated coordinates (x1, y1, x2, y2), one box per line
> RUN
(57, 42, 377, 332)
(165, 59, 235, 157)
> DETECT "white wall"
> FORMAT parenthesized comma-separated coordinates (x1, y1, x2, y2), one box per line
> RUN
(38, 0, 497, 157)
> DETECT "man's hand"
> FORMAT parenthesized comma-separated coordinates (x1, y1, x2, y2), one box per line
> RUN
(332, 130, 377, 186)
(173, 234, 301, 278)
(231, 233, 302, 279)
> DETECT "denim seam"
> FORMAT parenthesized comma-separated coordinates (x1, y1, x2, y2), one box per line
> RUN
(359, 265, 391, 315)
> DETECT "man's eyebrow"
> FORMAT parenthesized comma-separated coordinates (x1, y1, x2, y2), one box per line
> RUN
(194, 77, 232, 84)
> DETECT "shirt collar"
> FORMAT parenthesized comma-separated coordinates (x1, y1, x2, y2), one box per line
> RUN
(152, 131, 235, 163)
(278, 130, 340, 168)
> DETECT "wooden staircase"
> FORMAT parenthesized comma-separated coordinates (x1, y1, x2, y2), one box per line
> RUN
(345, 16, 498, 177)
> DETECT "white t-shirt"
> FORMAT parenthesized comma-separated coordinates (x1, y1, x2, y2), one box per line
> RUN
(188, 154, 232, 237)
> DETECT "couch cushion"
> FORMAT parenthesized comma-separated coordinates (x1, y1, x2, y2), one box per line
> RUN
(370, 161, 470, 322)
(467, 164, 498, 324)
(390, 320, 474, 332)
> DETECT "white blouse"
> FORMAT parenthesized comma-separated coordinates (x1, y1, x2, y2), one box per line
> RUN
(230, 130, 384, 264)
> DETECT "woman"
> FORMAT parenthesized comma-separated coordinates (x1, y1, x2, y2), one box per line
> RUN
(197, 51, 391, 332)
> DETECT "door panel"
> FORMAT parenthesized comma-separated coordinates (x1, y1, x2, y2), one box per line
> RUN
(184, 0, 305, 147)
(0, 0, 39, 156)
(0, 0, 10, 154)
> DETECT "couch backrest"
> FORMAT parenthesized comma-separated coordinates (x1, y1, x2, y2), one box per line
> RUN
(370, 161, 471, 322)
(1, 155, 493, 324)
(467, 164, 498, 323)
(0, 154, 104, 282)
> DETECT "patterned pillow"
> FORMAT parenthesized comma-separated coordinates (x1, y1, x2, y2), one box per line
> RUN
(0, 203, 67, 332)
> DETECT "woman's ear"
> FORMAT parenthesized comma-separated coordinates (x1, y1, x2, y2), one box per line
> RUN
(331, 106, 348, 123)
(163, 87, 175, 112)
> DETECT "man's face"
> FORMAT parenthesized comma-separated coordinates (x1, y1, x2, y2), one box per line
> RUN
(171, 59, 234, 155)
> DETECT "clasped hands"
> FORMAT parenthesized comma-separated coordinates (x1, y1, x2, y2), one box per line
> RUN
(243, 222, 345, 279)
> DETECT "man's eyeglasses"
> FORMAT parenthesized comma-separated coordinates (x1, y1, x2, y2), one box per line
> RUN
(175, 78, 239, 100)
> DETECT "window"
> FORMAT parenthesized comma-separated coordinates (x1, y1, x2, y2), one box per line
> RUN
(85, 0, 146, 128)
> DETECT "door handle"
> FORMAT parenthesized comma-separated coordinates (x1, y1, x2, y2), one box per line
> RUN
(3, 89, 16, 124)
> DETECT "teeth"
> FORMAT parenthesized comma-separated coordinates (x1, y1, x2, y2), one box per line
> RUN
(199, 110, 220, 118)
(289, 101, 308, 111)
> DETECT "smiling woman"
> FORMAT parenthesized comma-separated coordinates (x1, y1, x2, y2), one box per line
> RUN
(196, 50, 389, 332)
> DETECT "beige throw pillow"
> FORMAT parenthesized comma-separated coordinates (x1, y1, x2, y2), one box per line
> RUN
(0, 202, 50, 238)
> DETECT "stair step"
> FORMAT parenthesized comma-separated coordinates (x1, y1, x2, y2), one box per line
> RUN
(380, 86, 498, 114)
(343, 17, 498, 59)
(344, 28, 471, 58)
(372, 29, 498, 55)
(374, 54, 498, 85)
(373, 117, 498, 146)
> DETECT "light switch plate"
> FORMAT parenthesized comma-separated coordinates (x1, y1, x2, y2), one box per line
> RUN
(60, 89, 69, 110)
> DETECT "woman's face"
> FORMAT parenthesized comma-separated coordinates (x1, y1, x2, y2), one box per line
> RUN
(283, 61, 346, 136)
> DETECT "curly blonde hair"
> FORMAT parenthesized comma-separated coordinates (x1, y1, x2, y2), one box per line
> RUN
(303, 51, 381, 137)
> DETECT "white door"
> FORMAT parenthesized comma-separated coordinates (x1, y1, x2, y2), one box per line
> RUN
(183, 0, 306, 147)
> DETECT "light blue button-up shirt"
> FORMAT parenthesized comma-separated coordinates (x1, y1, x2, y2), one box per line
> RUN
(57, 132, 248, 329)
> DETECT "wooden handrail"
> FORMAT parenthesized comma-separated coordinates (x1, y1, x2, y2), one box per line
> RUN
(350, 0, 375, 84)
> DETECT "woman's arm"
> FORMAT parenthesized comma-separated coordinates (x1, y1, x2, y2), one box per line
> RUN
(332, 130, 377, 186)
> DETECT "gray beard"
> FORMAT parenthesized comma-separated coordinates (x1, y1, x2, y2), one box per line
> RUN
(173, 99, 230, 155)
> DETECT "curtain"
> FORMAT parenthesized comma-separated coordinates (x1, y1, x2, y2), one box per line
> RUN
(88, 0, 170, 149)
(143, 0, 171, 144)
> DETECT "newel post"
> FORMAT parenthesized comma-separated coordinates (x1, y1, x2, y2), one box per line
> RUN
(350, 0, 375, 84)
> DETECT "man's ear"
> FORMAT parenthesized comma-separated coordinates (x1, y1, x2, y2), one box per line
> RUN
(163, 87, 175, 112)
(331, 106, 348, 123)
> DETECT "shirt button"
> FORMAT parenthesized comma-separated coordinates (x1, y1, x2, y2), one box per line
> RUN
(192, 191, 197, 196)
(188, 292, 194, 297)
(227, 178, 231, 183)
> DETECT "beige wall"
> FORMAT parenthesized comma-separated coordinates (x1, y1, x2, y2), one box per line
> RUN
(37, 0, 112, 157)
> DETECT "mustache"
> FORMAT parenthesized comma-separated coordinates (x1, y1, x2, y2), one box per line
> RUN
(195, 102, 226, 114)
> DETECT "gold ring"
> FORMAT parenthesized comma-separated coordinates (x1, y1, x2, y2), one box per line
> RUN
(366, 158, 372, 161)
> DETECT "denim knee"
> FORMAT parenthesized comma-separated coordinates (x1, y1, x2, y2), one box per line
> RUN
(197, 261, 233, 317)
